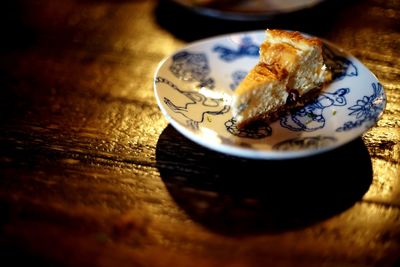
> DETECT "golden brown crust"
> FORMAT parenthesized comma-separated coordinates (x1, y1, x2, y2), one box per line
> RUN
(254, 63, 289, 81)
(235, 63, 280, 95)
(260, 42, 298, 74)
(266, 29, 322, 47)
(252, 63, 277, 79)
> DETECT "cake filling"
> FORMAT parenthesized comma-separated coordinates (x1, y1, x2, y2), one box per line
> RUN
(232, 29, 331, 128)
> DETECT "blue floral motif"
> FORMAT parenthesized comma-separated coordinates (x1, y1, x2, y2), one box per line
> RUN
(230, 70, 247, 90)
(273, 136, 337, 151)
(323, 45, 358, 81)
(281, 88, 350, 132)
(170, 51, 215, 89)
(336, 83, 385, 132)
(213, 36, 259, 62)
(155, 77, 230, 131)
(224, 117, 271, 139)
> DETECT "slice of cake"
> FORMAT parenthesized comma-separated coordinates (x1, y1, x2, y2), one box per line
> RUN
(233, 29, 331, 127)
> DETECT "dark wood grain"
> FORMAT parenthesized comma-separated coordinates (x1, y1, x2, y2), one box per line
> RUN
(0, 0, 399, 266)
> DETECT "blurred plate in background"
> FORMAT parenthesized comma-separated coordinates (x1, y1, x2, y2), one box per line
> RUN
(171, 0, 326, 21)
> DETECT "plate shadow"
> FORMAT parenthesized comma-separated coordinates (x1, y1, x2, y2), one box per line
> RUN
(156, 125, 373, 236)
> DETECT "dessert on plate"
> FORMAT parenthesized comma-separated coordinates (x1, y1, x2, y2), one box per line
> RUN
(232, 29, 331, 127)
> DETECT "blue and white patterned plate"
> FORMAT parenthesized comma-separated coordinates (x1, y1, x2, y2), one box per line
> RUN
(153, 31, 386, 159)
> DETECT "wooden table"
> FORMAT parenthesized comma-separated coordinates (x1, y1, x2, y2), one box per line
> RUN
(0, 0, 399, 266)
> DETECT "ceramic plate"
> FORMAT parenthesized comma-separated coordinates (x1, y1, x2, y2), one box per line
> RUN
(171, 0, 326, 21)
(154, 31, 386, 159)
